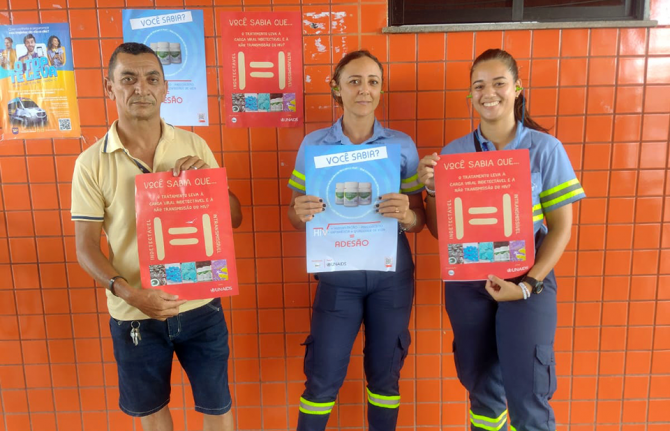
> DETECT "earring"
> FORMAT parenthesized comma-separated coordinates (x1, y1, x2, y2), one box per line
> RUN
(333, 86, 340, 91)
(516, 86, 523, 91)
(466, 94, 472, 99)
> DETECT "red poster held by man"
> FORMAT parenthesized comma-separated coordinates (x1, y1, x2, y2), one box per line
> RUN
(435, 150, 535, 281)
(135, 168, 238, 299)
(219, 11, 303, 128)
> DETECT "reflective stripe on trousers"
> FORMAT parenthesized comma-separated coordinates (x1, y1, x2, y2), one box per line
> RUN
(367, 388, 400, 409)
(471, 409, 508, 431)
(298, 397, 334, 415)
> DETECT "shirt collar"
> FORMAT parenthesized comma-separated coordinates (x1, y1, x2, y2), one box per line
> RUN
(102, 119, 174, 154)
(475, 121, 527, 151)
(324, 117, 392, 145)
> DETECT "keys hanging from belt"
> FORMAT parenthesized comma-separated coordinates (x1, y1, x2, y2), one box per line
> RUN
(130, 321, 141, 346)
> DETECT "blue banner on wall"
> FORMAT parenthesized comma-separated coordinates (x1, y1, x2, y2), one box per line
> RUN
(305, 144, 401, 273)
(123, 9, 208, 126)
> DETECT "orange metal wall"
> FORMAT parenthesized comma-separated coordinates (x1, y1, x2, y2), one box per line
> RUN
(0, 0, 669, 430)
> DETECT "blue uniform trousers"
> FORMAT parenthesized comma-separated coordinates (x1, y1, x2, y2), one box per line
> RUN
(297, 234, 414, 431)
(445, 269, 558, 431)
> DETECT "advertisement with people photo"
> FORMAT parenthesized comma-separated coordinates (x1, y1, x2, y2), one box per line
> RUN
(0, 22, 80, 140)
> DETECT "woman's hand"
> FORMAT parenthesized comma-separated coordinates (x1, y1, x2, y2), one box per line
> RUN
(293, 194, 325, 223)
(484, 275, 525, 302)
(418, 153, 440, 191)
(376, 193, 413, 225)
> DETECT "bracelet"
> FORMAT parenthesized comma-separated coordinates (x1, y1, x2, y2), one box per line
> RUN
(518, 282, 530, 300)
(108, 275, 126, 297)
(399, 210, 417, 232)
(425, 186, 436, 197)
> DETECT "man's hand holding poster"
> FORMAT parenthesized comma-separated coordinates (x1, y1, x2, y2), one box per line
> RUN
(135, 168, 238, 299)
(305, 145, 401, 272)
(435, 149, 535, 281)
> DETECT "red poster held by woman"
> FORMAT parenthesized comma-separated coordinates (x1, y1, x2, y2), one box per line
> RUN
(135, 168, 238, 299)
(435, 150, 535, 281)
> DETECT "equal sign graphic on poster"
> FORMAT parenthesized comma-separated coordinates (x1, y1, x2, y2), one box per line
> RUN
(152, 215, 214, 260)
(237, 52, 286, 90)
(452, 195, 514, 240)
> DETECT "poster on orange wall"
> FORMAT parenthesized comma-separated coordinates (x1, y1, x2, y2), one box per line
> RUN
(435, 149, 535, 281)
(135, 168, 239, 300)
(0, 23, 81, 140)
(219, 11, 303, 128)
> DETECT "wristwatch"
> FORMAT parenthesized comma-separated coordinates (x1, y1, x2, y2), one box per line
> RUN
(520, 275, 544, 294)
(108, 275, 126, 297)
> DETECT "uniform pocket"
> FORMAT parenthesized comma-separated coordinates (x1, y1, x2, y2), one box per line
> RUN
(533, 344, 557, 398)
(301, 335, 315, 376)
(391, 330, 411, 379)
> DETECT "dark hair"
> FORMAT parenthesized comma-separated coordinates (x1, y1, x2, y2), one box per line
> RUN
(4, 37, 12, 44)
(330, 50, 383, 105)
(471, 49, 548, 133)
(23, 34, 35, 44)
(47, 35, 61, 49)
(108, 42, 164, 81)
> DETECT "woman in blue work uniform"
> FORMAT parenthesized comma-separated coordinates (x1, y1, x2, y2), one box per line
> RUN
(287, 50, 426, 431)
(419, 49, 586, 431)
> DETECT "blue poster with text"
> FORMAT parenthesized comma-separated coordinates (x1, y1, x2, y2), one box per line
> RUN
(305, 144, 401, 273)
(123, 9, 208, 126)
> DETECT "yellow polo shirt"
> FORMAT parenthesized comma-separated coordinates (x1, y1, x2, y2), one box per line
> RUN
(71, 120, 218, 321)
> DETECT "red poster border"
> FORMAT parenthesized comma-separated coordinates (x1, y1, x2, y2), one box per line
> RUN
(435, 150, 535, 281)
(135, 168, 238, 299)
(219, 11, 303, 128)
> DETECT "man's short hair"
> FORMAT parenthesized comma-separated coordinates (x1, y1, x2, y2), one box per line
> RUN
(108, 42, 164, 81)
(5, 37, 13, 44)
(23, 34, 35, 44)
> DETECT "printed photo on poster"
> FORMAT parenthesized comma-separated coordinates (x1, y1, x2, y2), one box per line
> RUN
(305, 145, 401, 273)
(0, 23, 81, 140)
(135, 168, 238, 300)
(219, 11, 303, 128)
(435, 149, 535, 281)
(123, 10, 209, 126)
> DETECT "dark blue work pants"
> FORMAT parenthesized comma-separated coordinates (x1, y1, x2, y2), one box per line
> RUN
(297, 233, 414, 431)
(445, 269, 558, 431)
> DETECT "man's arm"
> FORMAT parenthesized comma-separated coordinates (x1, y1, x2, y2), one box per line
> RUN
(75, 221, 187, 320)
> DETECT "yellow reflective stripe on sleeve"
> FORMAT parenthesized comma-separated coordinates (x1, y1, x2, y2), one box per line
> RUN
(510, 426, 517, 431)
(533, 203, 544, 222)
(400, 174, 422, 193)
(366, 388, 400, 409)
(299, 397, 335, 415)
(541, 187, 585, 209)
(292, 170, 305, 181)
(401, 182, 424, 193)
(288, 178, 306, 191)
(470, 409, 508, 431)
(539, 178, 579, 198)
(401, 173, 418, 183)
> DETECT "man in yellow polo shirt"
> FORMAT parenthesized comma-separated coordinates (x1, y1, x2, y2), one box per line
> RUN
(71, 42, 241, 431)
